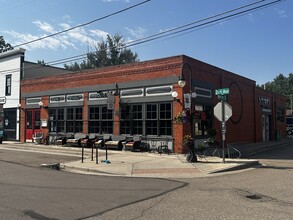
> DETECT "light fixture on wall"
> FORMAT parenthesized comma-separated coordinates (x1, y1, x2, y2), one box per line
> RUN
(38, 101, 43, 108)
(38, 101, 48, 109)
(171, 91, 180, 102)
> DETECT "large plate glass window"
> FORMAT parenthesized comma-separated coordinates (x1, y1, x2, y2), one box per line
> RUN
(88, 106, 113, 134)
(66, 107, 83, 133)
(49, 108, 65, 133)
(120, 104, 143, 135)
(146, 103, 172, 136)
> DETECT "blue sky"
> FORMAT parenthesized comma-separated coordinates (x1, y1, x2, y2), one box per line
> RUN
(0, 0, 292, 85)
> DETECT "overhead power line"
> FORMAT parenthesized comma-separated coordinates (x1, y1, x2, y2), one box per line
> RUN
(47, 0, 285, 66)
(12, 0, 150, 48)
(0, 0, 286, 74)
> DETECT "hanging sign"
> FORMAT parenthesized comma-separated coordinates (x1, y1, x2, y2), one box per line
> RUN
(0, 97, 6, 104)
(107, 92, 115, 110)
(184, 93, 191, 109)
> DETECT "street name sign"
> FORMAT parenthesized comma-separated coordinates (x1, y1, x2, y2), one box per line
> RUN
(215, 88, 229, 96)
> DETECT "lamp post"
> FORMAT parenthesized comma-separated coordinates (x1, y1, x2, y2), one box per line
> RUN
(178, 62, 194, 137)
(178, 63, 197, 161)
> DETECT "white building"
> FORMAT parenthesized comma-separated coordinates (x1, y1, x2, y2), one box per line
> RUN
(0, 48, 25, 141)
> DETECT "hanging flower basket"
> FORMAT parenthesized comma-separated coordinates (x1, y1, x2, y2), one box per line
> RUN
(175, 110, 188, 123)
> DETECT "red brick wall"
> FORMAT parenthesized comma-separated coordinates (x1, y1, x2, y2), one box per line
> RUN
(20, 55, 287, 152)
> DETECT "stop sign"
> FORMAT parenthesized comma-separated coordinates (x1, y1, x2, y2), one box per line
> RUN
(214, 102, 232, 122)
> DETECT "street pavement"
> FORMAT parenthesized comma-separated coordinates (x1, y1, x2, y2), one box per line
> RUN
(1, 138, 292, 179)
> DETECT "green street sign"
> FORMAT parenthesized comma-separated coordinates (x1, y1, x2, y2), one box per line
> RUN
(217, 95, 227, 101)
(215, 88, 230, 95)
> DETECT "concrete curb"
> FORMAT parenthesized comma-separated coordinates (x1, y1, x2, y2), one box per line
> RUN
(208, 160, 261, 174)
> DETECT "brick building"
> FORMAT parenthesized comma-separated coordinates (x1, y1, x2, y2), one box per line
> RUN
(20, 55, 287, 153)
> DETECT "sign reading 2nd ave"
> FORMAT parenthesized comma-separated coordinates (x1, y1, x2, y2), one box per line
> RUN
(215, 88, 230, 96)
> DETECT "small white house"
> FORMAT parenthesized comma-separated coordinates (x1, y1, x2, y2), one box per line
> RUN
(0, 48, 25, 141)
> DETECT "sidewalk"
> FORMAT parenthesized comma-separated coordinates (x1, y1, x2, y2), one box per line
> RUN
(60, 150, 259, 178)
(3, 138, 293, 179)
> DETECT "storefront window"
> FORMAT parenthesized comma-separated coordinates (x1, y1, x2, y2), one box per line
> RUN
(49, 107, 82, 133)
(49, 108, 65, 133)
(145, 102, 172, 136)
(194, 105, 213, 137)
(120, 104, 143, 135)
(88, 106, 113, 134)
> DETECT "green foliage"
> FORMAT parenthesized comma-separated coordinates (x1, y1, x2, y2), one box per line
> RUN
(0, 36, 13, 53)
(262, 73, 293, 109)
(64, 34, 138, 71)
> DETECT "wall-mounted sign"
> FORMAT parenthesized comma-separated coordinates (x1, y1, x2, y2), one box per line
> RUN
(146, 86, 172, 96)
(67, 94, 83, 102)
(0, 97, 6, 104)
(41, 119, 48, 127)
(107, 92, 114, 110)
(50, 95, 65, 103)
(26, 97, 41, 105)
(89, 92, 108, 100)
(184, 93, 191, 109)
(120, 89, 143, 97)
(258, 96, 270, 106)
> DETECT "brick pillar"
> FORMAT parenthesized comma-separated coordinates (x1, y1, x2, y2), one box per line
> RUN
(20, 98, 26, 143)
(83, 92, 88, 134)
(40, 96, 49, 139)
(113, 95, 120, 135)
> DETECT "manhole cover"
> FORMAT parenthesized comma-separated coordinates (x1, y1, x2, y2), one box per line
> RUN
(246, 194, 262, 200)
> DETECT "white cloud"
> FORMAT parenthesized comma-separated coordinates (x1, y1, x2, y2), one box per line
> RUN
(33, 20, 55, 34)
(277, 9, 287, 18)
(125, 27, 146, 39)
(89, 29, 109, 40)
(4, 20, 110, 52)
(247, 13, 255, 22)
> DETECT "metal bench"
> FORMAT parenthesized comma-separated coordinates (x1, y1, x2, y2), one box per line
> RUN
(104, 135, 126, 151)
(125, 135, 142, 151)
(94, 134, 111, 149)
(66, 133, 87, 147)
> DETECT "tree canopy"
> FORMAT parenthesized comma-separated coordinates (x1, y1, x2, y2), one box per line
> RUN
(64, 34, 138, 71)
(262, 73, 293, 109)
(0, 36, 13, 53)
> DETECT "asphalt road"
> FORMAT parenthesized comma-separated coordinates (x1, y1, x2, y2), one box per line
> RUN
(91, 142, 293, 220)
(0, 149, 185, 220)
(1, 142, 293, 220)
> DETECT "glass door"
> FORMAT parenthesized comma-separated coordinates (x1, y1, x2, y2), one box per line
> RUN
(25, 109, 41, 142)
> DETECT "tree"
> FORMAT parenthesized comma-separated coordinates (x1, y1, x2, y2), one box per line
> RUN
(263, 73, 293, 109)
(37, 60, 46, 65)
(64, 34, 138, 71)
(0, 36, 13, 53)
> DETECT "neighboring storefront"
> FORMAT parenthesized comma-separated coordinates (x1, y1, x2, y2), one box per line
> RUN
(20, 55, 287, 153)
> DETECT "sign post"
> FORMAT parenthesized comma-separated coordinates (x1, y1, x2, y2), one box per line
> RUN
(0, 104, 4, 144)
(214, 88, 232, 163)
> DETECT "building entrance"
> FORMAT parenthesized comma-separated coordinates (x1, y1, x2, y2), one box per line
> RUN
(262, 114, 271, 141)
(25, 109, 41, 142)
(4, 108, 17, 141)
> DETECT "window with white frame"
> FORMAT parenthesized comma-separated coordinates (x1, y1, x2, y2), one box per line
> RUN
(5, 75, 12, 96)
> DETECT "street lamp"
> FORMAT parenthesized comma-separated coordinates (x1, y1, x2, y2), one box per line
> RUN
(178, 62, 197, 162)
